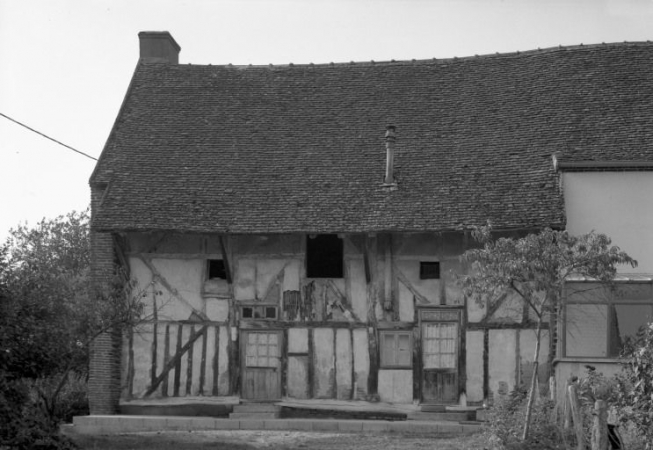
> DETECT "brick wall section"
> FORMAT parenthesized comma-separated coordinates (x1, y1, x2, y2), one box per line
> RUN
(88, 185, 122, 414)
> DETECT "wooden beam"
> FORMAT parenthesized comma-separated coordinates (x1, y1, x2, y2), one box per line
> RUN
(212, 326, 220, 396)
(138, 256, 210, 322)
(363, 236, 371, 284)
(483, 329, 489, 401)
(161, 324, 170, 397)
(150, 323, 158, 391)
(173, 324, 182, 396)
(459, 304, 467, 399)
(437, 233, 446, 305)
(396, 268, 430, 305)
(144, 325, 208, 397)
(199, 326, 207, 395)
(326, 280, 361, 322)
(218, 235, 233, 284)
(331, 329, 338, 398)
(260, 261, 290, 302)
(479, 292, 509, 324)
(127, 328, 134, 399)
(350, 329, 355, 400)
(413, 325, 421, 402)
(239, 320, 370, 329)
(367, 326, 379, 397)
(468, 321, 550, 330)
(228, 328, 239, 396)
(186, 325, 194, 395)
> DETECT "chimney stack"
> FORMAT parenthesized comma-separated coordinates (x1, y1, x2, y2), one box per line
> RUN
(384, 125, 396, 185)
(138, 31, 181, 64)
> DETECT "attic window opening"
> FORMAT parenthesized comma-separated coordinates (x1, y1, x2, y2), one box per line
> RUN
(306, 234, 343, 278)
(241, 306, 278, 320)
(420, 262, 440, 279)
(207, 259, 227, 280)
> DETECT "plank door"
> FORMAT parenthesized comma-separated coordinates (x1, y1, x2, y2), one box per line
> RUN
(241, 330, 282, 400)
(421, 321, 459, 404)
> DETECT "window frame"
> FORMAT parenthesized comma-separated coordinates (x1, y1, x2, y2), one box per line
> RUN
(240, 304, 278, 321)
(563, 281, 653, 359)
(379, 330, 413, 369)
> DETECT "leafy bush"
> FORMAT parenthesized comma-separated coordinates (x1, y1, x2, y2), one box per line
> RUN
(0, 375, 78, 450)
(483, 389, 568, 450)
(615, 322, 653, 450)
(42, 374, 89, 424)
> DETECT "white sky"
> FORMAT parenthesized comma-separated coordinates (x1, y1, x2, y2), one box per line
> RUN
(2, 0, 653, 239)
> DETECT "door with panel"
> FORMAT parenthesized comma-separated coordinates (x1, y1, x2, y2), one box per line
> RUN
(420, 308, 462, 404)
(241, 330, 282, 400)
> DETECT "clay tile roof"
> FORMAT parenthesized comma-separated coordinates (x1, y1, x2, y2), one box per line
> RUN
(90, 42, 653, 234)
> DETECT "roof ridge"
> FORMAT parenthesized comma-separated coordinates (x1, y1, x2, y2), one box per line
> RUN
(150, 40, 653, 69)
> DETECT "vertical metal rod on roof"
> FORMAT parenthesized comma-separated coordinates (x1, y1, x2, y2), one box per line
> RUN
(385, 125, 396, 185)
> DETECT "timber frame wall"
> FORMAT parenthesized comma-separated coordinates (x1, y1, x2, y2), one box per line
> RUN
(90, 230, 552, 412)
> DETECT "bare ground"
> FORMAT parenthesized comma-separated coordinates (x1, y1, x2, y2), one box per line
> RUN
(71, 430, 486, 450)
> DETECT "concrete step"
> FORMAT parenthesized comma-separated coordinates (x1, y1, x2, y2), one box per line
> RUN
(233, 404, 281, 413)
(408, 411, 473, 422)
(420, 404, 447, 412)
(229, 412, 280, 419)
(71, 415, 482, 435)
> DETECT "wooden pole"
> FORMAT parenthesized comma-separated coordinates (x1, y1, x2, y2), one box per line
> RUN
(591, 400, 608, 450)
(549, 375, 556, 402)
(563, 377, 574, 429)
(568, 384, 585, 450)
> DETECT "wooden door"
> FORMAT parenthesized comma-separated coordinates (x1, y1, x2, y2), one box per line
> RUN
(241, 330, 282, 400)
(421, 320, 459, 404)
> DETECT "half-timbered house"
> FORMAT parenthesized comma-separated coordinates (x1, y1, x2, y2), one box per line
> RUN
(88, 31, 653, 415)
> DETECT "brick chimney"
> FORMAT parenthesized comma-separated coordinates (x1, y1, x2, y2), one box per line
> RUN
(138, 31, 180, 64)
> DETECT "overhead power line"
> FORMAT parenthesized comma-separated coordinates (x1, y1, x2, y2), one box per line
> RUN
(0, 112, 98, 161)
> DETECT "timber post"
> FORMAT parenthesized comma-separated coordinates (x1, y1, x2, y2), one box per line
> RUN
(591, 400, 608, 450)
(568, 384, 585, 450)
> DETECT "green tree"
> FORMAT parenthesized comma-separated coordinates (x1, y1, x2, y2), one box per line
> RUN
(0, 210, 145, 446)
(459, 225, 636, 442)
(0, 211, 93, 448)
(1, 210, 91, 383)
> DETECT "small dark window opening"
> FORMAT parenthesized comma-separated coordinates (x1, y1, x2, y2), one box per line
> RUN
(420, 261, 440, 279)
(265, 307, 277, 319)
(241, 306, 277, 320)
(242, 307, 253, 319)
(208, 259, 227, 279)
(306, 234, 343, 278)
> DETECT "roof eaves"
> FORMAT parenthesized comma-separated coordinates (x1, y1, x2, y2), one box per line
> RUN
(557, 161, 653, 172)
